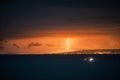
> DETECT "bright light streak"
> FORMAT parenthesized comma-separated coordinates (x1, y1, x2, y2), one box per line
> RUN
(67, 38, 70, 52)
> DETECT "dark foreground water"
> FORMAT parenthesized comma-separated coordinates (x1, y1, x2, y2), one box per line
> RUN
(0, 54, 120, 80)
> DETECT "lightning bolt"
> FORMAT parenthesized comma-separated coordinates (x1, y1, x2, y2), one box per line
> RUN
(67, 38, 70, 52)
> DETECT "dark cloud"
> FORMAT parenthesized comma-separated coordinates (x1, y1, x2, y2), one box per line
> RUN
(28, 42, 42, 49)
(0, 7, 120, 38)
(0, 46, 4, 50)
(13, 43, 20, 48)
(0, 46, 4, 53)
(0, 40, 7, 50)
(0, 0, 120, 39)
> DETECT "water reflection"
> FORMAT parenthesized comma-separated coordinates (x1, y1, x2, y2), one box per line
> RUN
(84, 57, 94, 62)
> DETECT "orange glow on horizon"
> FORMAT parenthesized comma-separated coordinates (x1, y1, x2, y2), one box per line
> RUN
(0, 36, 120, 54)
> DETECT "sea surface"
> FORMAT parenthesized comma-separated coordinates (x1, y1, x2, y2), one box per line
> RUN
(0, 54, 120, 80)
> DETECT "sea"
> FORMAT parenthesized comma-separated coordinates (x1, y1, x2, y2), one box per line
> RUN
(0, 54, 120, 80)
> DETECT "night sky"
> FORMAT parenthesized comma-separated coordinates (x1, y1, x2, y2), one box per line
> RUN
(1, 1, 120, 80)
(0, 0, 120, 54)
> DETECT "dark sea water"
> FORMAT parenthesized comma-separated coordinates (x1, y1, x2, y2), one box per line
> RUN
(0, 54, 120, 80)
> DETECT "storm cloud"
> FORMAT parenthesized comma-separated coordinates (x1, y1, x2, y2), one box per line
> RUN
(0, 0, 120, 39)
